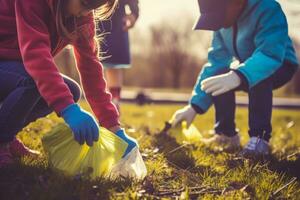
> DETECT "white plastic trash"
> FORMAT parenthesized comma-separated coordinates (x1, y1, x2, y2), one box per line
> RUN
(110, 147, 147, 180)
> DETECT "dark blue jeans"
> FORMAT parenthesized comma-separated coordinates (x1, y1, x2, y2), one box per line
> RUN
(213, 61, 298, 141)
(0, 61, 81, 143)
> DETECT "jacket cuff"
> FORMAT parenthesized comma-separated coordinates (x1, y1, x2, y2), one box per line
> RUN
(99, 115, 121, 129)
(232, 69, 249, 89)
(190, 94, 212, 114)
(191, 103, 205, 114)
(53, 99, 76, 117)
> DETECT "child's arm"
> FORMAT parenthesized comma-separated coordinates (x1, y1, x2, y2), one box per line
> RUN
(15, 0, 75, 114)
(73, 14, 120, 130)
(235, 3, 290, 88)
(190, 31, 233, 114)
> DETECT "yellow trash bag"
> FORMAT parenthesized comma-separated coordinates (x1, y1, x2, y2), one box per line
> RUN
(166, 121, 203, 144)
(42, 123, 145, 180)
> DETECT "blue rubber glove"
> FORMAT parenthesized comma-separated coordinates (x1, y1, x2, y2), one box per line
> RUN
(61, 104, 99, 147)
(115, 129, 138, 158)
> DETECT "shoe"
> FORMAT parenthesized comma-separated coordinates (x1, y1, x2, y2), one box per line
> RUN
(201, 134, 241, 151)
(9, 138, 40, 157)
(0, 144, 14, 167)
(240, 137, 270, 159)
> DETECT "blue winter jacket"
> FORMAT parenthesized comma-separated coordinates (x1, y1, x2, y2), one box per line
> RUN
(190, 0, 299, 113)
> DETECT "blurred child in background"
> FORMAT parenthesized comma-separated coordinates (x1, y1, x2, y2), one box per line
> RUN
(98, 0, 139, 110)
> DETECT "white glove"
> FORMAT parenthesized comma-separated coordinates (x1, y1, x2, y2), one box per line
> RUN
(171, 105, 197, 128)
(201, 71, 241, 96)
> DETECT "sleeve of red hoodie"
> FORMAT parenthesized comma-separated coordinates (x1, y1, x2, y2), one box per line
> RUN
(73, 14, 120, 129)
(14, 0, 75, 114)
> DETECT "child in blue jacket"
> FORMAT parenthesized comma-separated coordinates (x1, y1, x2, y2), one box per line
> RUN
(172, 0, 299, 157)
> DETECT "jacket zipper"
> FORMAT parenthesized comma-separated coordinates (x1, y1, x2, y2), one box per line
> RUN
(52, 23, 88, 55)
(52, 38, 63, 55)
(232, 23, 241, 62)
(52, 18, 90, 55)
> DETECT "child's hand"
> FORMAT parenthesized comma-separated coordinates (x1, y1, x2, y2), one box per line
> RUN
(60, 104, 99, 147)
(115, 129, 138, 158)
(123, 13, 137, 31)
(171, 105, 197, 128)
(201, 71, 241, 96)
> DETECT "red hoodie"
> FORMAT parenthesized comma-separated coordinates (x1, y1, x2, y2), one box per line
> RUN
(0, 0, 120, 128)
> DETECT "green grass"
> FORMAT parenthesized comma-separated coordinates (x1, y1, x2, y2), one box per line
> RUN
(1, 102, 300, 199)
(123, 86, 300, 98)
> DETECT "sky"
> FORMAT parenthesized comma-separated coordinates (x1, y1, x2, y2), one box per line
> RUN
(135, 0, 199, 28)
(134, 0, 300, 41)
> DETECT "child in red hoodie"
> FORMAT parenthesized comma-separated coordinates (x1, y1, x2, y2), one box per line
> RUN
(0, 0, 138, 167)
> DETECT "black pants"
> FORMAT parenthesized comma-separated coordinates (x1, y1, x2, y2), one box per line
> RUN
(213, 61, 298, 141)
(0, 61, 81, 143)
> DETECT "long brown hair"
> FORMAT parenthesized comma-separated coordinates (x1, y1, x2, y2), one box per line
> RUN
(54, 0, 118, 40)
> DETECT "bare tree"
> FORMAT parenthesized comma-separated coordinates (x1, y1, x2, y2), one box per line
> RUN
(147, 19, 210, 88)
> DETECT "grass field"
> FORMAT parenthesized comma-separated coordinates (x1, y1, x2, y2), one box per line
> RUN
(0, 102, 300, 199)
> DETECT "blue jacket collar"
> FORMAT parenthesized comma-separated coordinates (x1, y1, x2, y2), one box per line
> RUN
(239, 0, 261, 21)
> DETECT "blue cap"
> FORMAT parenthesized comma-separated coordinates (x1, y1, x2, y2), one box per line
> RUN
(193, 0, 229, 31)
